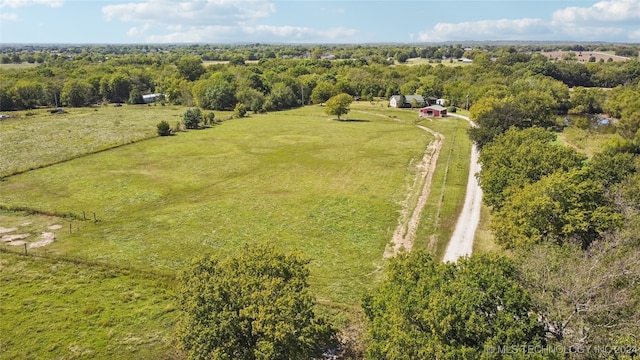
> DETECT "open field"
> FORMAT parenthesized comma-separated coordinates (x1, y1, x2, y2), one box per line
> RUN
(0, 102, 472, 357)
(557, 126, 620, 157)
(0, 251, 178, 359)
(539, 50, 631, 62)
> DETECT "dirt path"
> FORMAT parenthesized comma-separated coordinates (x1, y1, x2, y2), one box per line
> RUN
(442, 114, 482, 262)
(384, 125, 444, 258)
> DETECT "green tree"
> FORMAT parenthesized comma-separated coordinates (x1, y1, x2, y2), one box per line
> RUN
(310, 81, 336, 104)
(13, 79, 44, 109)
(176, 245, 336, 360)
(177, 56, 206, 81)
(182, 108, 203, 129)
(492, 168, 622, 249)
(61, 79, 92, 107)
(127, 88, 144, 105)
(478, 127, 586, 209)
(324, 93, 352, 120)
(193, 76, 237, 110)
(362, 252, 549, 359)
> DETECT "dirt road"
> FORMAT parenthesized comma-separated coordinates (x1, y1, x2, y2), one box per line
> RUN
(384, 125, 444, 258)
(442, 114, 483, 263)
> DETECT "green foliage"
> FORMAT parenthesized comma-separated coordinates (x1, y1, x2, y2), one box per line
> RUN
(176, 245, 336, 360)
(156, 120, 171, 136)
(478, 127, 586, 209)
(492, 168, 622, 248)
(61, 79, 92, 107)
(569, 86, 605, 114)
(310, 81, 336, 104)
(205, 112, 216, 125)
(234, 102, 247, 118)
(182, 108, 203, 129)
(324, 93, 353, 120)
(362, 252, 549, 359)
(177, 56, 206, 81)
(128, 88, 144, 105)
(193, 76, 237, 110)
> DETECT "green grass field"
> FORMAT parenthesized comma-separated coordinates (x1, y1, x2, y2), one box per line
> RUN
(0, 102, 472, 357)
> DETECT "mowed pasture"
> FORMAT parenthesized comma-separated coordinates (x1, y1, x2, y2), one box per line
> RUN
(0, 102, 471, 357)
(0, 105, 228, 178)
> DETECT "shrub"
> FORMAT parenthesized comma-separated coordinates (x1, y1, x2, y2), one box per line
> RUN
(182, 108, 203, 129)
(447, 106, 457, 113)
(156, 120, 171, 136)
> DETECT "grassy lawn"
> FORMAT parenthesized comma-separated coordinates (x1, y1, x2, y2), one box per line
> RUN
(0, 105, 227, 178)
(557, 126, 620, 158)
(0, 252, 178, 359)
(0, 102, 471, 356)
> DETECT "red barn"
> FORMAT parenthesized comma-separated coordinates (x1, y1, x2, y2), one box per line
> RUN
(419, 105, 447, 118)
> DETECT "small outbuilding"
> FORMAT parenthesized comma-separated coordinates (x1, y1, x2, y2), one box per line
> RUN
(419, 105, 448, 118)
(142, 93, 165, 104)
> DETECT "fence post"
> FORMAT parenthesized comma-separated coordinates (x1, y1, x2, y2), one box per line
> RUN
(83, 211, 86, 220)
(24, 243, 27, 256)
(69, 223, 72, 234)
(93, 212, 97, 222)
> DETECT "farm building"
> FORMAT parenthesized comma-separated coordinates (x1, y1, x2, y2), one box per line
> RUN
(419, 105, 448, 118)
(142, 93, 165, 104)
(389, 95, 426, 108)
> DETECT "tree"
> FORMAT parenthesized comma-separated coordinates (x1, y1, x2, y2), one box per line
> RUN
(176, 245, 336, 360)
(177, 56, 206, 81)
(193, 76, 237, 110)
(61, 79, 92, 107)
(478, 127, 586, 209)
(182, 108, 203, 129)
(310, 81, 336, 104)
(324, 93, 352, 120)
(362, 252, 549, 359)
(492, 168, 622, 249)
(127, 88, 144, 105)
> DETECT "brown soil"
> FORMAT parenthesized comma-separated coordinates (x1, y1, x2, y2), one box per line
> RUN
(384, 125, 444, 258)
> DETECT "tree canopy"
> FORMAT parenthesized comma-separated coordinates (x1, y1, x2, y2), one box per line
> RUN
(324, 93, 353, 120)
(176, 245, 336, 360)
(362, 252, 549, 360)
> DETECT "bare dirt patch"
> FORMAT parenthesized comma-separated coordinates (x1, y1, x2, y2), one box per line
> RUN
(29, 232, 56, 248)
(47, 224, 63, 230)
(384, 125, 444, 258)
(0, 227, 19, 234)
(1, 233, 30, 242)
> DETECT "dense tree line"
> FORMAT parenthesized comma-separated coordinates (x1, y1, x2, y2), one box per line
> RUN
(2, 44, 639, 117)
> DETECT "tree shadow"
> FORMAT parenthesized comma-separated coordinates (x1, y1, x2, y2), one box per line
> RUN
(337, 119, 370, 122)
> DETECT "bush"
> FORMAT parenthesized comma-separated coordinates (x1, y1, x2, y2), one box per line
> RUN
(182, 108, 203, 129)
(156, 120, 171, 136)
(447, 106, 457, 113)
(205, 112, 215, 125)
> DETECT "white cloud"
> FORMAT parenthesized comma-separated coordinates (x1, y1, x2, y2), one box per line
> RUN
(104, 0, 359, 43)
(0, 12, 18, 21)
(102, 0, 275, 26)
(0, 0, 63, 9)
(552, 0, 640, 23)
(417, 0, 640, 42)
(629, 29, 640, 40)
(419, 18, 548, 42)
(144, 24, 359, 43)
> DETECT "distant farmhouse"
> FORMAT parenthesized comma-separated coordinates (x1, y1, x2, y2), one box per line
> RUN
(389, 95, 426, 108)
(142, 93, 165, 104)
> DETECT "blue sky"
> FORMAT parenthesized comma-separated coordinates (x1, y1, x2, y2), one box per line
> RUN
(1, 0, 639, 44)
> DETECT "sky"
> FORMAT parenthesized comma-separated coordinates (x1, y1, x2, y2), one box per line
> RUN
(1, 0, 639, 44)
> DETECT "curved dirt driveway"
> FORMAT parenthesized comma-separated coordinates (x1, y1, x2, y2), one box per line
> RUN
(442, 114, 482, 262)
